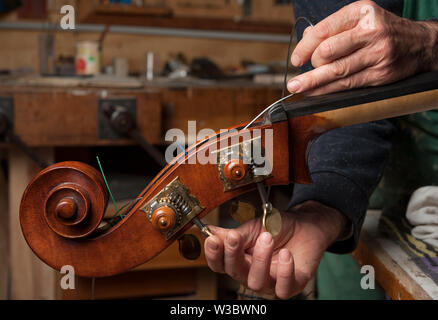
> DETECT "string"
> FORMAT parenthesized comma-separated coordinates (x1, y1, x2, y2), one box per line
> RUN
(117, 196, 144, 218)
(243, 93, 296, 130)
(243, 17, 314, 131)
(282, 17, 314, 97)
(96, 156, 123, 220)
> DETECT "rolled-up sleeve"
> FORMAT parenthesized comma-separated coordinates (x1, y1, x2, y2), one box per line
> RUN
(288, 121, 396, 253)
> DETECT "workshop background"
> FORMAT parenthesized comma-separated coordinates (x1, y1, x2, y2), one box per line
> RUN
(0, 0, 298, 300)
(2, 0, 437, 301)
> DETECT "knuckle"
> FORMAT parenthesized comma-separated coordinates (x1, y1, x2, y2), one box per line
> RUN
(314, 20, 330, 39)
(332, 60, 349, 78)
(277, 268, 292, 279)
(319, 40, 334, 59)
(304, 75, 319, 90)
(339, 76, 354, 90)
(374, 67, 391, 82)
(252, 253, 267, 265)
(374, 21, 390, 38)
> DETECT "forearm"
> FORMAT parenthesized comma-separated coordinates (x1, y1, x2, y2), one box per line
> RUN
(289, 119, 396, 253)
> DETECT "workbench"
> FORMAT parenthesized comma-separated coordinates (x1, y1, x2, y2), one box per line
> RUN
(353, 210, 438, 300)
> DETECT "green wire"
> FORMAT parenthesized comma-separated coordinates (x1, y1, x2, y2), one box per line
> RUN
(96, 156, 123, 220)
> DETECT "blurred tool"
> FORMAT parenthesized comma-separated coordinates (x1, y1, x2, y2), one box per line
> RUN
(39, 33, 55, 76)
(146, 52, 154, 81)
(114, 58, 129, 77)
(102, 103, 166, 167)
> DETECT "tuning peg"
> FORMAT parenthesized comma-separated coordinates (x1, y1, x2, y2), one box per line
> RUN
(263, 205, 282, 237)
(257, 183, 282, 237)
(178, 234, 201, 260)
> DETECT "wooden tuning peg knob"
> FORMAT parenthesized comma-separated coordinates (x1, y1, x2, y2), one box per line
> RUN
(55, 198, 77, 220)
(151, 206, 176, 231)
(178, 234, 201, 260)
(224, 159, 247, 182)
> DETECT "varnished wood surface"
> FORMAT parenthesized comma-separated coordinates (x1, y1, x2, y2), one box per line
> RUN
(20, 121, 290, 277)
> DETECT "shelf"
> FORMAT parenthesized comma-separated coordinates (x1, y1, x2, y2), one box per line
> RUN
(92, 3, 172, 17)
(79, 2, 292, 34)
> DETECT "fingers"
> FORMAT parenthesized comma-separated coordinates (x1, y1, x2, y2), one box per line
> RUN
(292, 2, 362, 67)
(287, 48, 374, 94)
(304, 67, 387, 96)
(224, 230, 250, 284)
(204, 223, 255, 277)
(204, 235, 225, 273)
(311, 27, 367, 68)
(247, 232, 274, 291)
(275, 249, 295, 300)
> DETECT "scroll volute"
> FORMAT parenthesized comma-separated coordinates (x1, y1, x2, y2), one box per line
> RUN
(23, 161, 109, 240)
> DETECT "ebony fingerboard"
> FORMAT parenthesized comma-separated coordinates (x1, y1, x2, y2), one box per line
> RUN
(279, 72, 438, 119)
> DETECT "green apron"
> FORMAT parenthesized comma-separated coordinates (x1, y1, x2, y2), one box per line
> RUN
(317, 0, 438, 300)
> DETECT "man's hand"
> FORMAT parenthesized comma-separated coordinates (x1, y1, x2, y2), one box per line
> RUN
(288, 0, 438, 96)
(203, 201, 350, 299)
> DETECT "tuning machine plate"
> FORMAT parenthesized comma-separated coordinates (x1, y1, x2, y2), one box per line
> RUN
(215, 136, 271, 192)
(140, 177, 204, 240)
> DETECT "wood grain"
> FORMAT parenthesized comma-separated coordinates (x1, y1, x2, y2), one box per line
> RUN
(11, 90, 161, 146)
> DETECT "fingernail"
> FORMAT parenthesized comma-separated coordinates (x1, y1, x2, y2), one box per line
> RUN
(208, 238, 218, 251)
(259, 232, 273, 246)
(279, 249, 292, 263)
(288, 80, 301, 93)
(291, 54, 302, 67)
